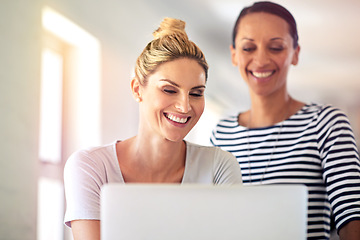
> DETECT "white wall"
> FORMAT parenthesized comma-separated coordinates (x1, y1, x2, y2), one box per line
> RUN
(0, 0, 42, 239)
(44, 0, 158, 144)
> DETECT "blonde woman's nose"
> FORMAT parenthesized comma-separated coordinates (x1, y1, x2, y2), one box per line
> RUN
(175, 94, 191, 113)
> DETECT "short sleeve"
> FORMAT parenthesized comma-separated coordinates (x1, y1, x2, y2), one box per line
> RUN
(63, 150, 105, 227)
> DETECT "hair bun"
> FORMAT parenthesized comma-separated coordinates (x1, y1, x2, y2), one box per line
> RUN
(153, 17, 188, 40)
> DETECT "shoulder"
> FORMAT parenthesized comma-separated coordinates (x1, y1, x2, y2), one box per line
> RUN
(184, 141, 241, 184)
(215, 114, 240, 127)
(301, 103, 346, 117)
(297, 103, 349, 124)
(186, 141, 221, 152)
(212, 114, 242, 137)
(186, 141, 236, 161)
(63, 144, 117, 228)
(65, 143, 116, 172)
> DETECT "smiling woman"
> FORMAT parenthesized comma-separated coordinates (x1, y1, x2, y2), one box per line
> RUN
(210, 2, 360, 240)
(63, 17, 242, 240)
(133, 58, 206, 142)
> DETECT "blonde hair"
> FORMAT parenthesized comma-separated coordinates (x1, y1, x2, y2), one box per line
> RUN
(135, 17, 208, 85)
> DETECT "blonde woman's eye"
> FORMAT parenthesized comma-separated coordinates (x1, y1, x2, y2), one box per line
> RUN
(164, 89, 176, 94)
(190, 91, 204, 97)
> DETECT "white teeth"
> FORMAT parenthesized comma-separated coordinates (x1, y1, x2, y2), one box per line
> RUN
(166, 113, 188, 123)
(252, 71, 273, 78)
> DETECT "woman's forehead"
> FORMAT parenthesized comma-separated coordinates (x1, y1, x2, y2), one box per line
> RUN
(239, 13, 289, 34)
(236, 12, 292, 42)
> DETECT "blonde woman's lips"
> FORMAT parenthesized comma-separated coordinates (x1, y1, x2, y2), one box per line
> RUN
(164, 113, 190, 124)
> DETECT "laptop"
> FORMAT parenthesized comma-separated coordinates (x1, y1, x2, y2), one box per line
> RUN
(101, 184, 307, 240)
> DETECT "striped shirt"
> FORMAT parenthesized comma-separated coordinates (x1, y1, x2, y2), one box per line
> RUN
(210, 103, 360, 239)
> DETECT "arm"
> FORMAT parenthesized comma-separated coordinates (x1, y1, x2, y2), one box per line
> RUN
(71, 220, 100, 240)
(339, 220, 360, 240)
(319, 107, 360, 238)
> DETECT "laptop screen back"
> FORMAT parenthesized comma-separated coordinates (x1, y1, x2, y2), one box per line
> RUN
(101, 184, 307, 240)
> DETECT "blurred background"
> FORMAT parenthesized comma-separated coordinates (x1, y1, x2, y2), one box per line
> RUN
(1, 0, 359, 239)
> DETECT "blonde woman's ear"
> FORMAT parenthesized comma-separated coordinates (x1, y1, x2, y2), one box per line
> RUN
(131, 78, 142, 102)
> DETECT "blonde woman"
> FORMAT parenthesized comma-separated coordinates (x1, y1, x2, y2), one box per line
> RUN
(64, 17, 242, 240)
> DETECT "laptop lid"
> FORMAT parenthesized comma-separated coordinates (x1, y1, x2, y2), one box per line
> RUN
(101, 184, 307, 240)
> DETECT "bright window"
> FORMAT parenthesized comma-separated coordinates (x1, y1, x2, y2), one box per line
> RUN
(37, 177, 64, 240)
(38, 7, 101, 240)
(39, 48, 63, 163)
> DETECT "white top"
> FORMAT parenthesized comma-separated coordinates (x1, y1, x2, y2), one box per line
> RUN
(64, 141, 242, 227)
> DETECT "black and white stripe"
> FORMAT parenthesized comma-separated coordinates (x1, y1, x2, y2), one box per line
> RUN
(211, 103, 360, 239)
